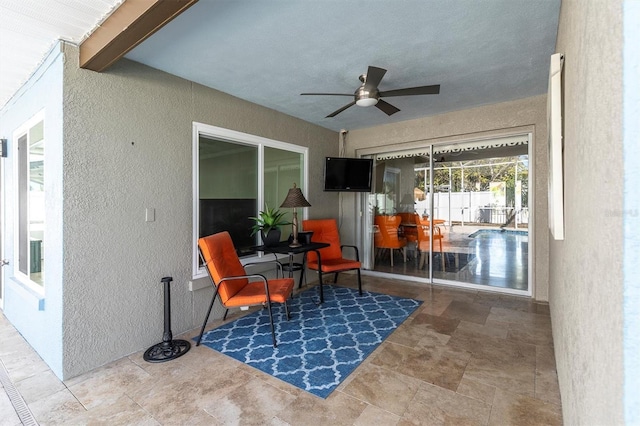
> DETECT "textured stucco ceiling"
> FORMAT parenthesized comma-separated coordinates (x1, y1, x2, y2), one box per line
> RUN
(125, 0, 561, 131)
(1, 0, 561, 133)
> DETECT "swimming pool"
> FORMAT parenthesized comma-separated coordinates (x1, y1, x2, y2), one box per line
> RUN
(468, 229, 528, 238)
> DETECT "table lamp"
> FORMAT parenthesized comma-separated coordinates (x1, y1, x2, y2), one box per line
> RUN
(280, 183, 311, 247)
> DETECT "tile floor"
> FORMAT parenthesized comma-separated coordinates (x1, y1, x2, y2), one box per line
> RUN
(373, 225, 529, 291)
(0, 275, 562, 425)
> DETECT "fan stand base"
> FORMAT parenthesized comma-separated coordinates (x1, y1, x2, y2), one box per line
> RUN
(143, 276, 191, 363)
(143, 340, 191, 363)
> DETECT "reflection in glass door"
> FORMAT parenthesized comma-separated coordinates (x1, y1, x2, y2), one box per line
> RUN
(429, 140, 529, 291)
(363, 135, 530, 294)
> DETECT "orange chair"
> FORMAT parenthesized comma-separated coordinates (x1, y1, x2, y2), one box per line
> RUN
(374, 215, 407, 267)
(196, 231, 294, 347)
(416, 216, 445, 270)
(301, 219, 362, 297)
(398, 212, 418, 243)
(398, 212, 415, 224)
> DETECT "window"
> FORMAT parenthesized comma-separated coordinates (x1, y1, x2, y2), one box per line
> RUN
(193, 123, 307, 278)
(15, 112, 45, 288)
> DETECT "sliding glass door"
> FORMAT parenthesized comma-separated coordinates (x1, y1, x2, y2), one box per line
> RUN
(363, 135, 530, 295)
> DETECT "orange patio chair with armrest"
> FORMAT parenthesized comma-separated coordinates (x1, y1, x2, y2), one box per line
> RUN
(416, 215, 446, 270)
(301, 219, 362, 296)
(195, 231, 294, 348)
(374, 215, 407, 267)
(398, 212, 418, 244)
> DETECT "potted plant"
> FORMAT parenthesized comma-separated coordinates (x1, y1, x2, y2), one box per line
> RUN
(250, 204, 290, 246)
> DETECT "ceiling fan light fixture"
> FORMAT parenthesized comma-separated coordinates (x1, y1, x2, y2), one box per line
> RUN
(300, 65, 439, 117)
(355, 86, 378, 107)
(356, 97, 378, 107)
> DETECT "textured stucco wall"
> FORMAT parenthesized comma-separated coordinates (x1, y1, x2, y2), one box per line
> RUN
(0, 44, 65, 378)
(61, 45, 337, 379)
(342, 96, 549, 300)
(623, 2, 640, 422)
(552, 1, 624, 424)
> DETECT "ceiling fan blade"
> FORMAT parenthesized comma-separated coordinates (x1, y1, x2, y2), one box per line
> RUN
(363, 66, 387, 91)
(326, 101, 356, 118)
(379, 84, 440, 97)
(375, 99, 400, 116)
(301, 93, 353, 96)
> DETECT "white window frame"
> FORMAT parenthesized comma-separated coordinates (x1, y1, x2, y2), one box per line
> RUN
(192, 122, 309, 279)
(13, 110, 45, 293)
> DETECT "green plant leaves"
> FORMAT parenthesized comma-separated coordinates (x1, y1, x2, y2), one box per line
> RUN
(249, 203, 291, 236)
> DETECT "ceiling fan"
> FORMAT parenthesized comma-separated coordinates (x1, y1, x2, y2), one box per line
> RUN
(301, 65, 440, 118)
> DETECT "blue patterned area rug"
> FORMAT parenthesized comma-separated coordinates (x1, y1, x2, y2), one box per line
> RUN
(198, 285, 422, 398)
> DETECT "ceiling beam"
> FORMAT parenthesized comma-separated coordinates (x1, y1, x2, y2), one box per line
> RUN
(80, 0, 198, 72)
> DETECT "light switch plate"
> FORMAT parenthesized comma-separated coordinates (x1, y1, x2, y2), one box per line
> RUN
(145, 208, 155, 222)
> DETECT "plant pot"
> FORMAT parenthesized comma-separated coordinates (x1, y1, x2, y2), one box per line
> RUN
(261, 229, 281, 247)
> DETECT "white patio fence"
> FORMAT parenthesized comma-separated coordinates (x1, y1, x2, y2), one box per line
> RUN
(414, 191, 529, 227)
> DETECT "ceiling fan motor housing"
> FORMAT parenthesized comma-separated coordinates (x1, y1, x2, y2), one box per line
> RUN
(355, 86, 379, 106)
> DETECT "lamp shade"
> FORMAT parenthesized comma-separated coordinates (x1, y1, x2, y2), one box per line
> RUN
(280, 183, 311, 208)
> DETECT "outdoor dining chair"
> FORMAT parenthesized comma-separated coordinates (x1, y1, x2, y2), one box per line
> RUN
(416, 215, 446, 270)
(301, 219, 362, 296)
(374, 215, 407, 267)
(195, 231, 294, 347)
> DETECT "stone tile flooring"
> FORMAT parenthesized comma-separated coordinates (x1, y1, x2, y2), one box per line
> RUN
(0, 275, 562, 425)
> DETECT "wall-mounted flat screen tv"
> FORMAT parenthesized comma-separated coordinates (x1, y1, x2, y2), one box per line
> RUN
(323, 157, 373, 192)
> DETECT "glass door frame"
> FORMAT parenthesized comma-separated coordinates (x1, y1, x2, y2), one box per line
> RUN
(0, 150, 4, 307)
(356, 132, 534, 297)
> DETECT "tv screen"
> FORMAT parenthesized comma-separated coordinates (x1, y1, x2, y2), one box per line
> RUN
(324, 157, 373, 192)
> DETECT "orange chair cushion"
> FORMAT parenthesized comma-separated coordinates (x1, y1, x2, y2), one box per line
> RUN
(199, 232, 293, 305)
(398, 212, 416, 224)
(263, 278, 294, 304)
(199, 232, 248, 303)
(403, 212, 418, 242)
(417, 234, 443, 252)
(374, 215, 407, 249)
(223, 278, 293, 306)
(415, 220, 444, 253)
(306, 258, 361, 273)
(302, 219, 343, 262)
(404, 234, 418, 243)
(302, 219, 361, 272)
